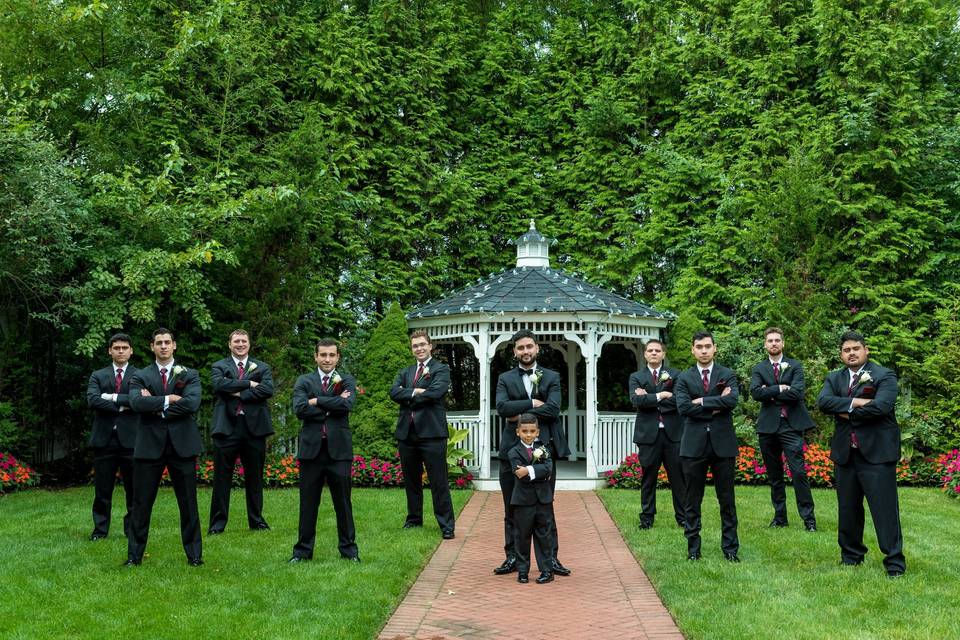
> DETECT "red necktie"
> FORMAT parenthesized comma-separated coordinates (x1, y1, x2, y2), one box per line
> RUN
(320, 375, 330, 437)
(235, 361, 245, 415)
(773, 362, 788, 418)
(702, 369, 710, 393)
(525, 446, 533, 462)
(652, 369, 658, 384)
(160, 367, 168, 392)
(847, 372, 860, 448)
(413, 363, 424, 384)
(847, 373, 857, 396)
(115, 368, 123, 393)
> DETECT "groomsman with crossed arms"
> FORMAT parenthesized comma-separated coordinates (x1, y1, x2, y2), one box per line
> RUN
(85, 332, 138, 540)
(208, 329, 275, 535)
(389, 330, 456, 539)
(817, 330, 905, 577)
(629, 338, 686, 530)
(126, 328, 204, 566)
(749, 327, 817, 531)
(289, 339, 360, 563)
(493, 329, 571, 578)
(674, 330, 741, 562)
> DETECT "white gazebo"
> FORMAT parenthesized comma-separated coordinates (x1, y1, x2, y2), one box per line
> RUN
(408, 221, 673, 489)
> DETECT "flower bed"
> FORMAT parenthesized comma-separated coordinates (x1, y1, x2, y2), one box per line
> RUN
(0, 452, 38, 492)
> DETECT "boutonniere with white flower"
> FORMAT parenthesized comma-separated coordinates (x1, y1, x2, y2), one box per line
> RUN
(659, 371, 671, 382)
(779, 362, 789, 372)
(331, 372, 343, 386)
(532, 445, 550, 462)
(856, 371, 872, 386)
(421, 365, 430, 379)
(246, 362, 258, 373)
(529, 370, 543, 387)
(172, 365, 186, 378)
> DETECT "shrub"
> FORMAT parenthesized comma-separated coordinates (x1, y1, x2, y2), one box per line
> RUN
(940, 449, 960, 498)
(0, 452, 39, 492)
(351, 454, 405, 488)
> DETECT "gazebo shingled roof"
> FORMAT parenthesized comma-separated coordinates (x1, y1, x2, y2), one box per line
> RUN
(408, 267, 671, 320)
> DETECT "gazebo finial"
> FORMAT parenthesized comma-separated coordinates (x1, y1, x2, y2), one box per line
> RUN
(515, 218, 551, 268)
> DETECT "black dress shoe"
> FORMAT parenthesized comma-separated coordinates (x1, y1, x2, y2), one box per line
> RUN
(250, 523, 270, 531)
(536, 571, 554, 584)
(493, 557, 517, 575)
(724, 553, 740, 563)
(207, 529, 224, 536)
(550, 560, 571, 576)
(769, 519, 788, 528)
(341, 555, 361, 563)
(887, 570, 905, 579)
(288, 556, 310, 564)
(441, 530, 455, 540)
(89, 533, 107, 541)
(402, 521, 423, 529)
(687, 552, 701, 561)
(123, 559, 141, 567)
(188, 558, 204, 567)
(517, 573, 529, 584)
(805, 522, 817, 532)
(638, 520, 653, 530)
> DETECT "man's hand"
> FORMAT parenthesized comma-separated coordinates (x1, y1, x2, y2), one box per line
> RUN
(514, 464, 529, 479)
(635, 388, 647, 396)
(658, 391, 673, 401)
(531, 399, 544, 408)
(309, 397, 318, 406)
(339, 390, 352, 399)
(839, 412, 850, 419)
(232, 392, 241, 397)
(721, 387, 732, 396)
(779, 384, 790, 393)
(412, 388, 425, 395)
(140, 389, 152, 397)
(167, 394, 182, 404)
(692, 397, 703, 406)
(851, 398, 872, 408)
(249, 380, 259, 388)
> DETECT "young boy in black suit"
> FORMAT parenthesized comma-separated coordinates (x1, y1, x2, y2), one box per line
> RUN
(508, 413, 556, 584)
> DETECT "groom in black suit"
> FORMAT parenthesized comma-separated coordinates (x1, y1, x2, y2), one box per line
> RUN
(749, 327, 817, 531)
(675, 330, 741, 562)
(85, 332, 138, 540)
(390, 330, 455, 539)
(817, 330, 905, 577)
(126, 328, 204, 566)
(208, 329, 275, 534)
(630, 338, 686, 530)
(289, 339, 359, 563)
(493, 329, 571, 577)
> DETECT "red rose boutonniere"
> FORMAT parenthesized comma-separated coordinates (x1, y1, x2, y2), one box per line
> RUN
(172, 365, 188, 391)
(331, 372, 343, 394)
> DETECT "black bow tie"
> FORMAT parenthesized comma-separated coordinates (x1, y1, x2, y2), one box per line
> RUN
(519, 368, 534, 376)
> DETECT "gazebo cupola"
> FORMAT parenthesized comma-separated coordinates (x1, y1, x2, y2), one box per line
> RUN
(513, 219, 552, 268)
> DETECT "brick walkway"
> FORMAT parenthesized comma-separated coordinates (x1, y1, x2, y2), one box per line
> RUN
(379, 491, 683, 640)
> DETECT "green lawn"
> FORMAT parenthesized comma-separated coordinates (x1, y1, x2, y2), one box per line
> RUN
(600, 485, 960, 640)
(0, 486, 470, 640)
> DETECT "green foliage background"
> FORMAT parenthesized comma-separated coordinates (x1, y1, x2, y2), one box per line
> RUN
(2, 0, 959, 464)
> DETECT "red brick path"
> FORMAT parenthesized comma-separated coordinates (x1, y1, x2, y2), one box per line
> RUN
(379, 491, 684, 640)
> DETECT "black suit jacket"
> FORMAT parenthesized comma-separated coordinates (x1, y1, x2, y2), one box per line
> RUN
(210, 357, 275, 438)
(817, 361, 900, 465)
(506, 440, 553, 506)
(629, 366, 682, 445)
(749, 357, 814, 433)
(86, 365, 140, 448)
(675, 364, 740, 458)
(292, 369, 356, 461)
(495, 366, 570, 459)
(389, 359, 450, 440)
(128, 363, 203, 458)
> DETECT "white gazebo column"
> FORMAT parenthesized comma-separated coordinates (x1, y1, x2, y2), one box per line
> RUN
(556, 342, 580, 461)
(463, 327, 491, 481)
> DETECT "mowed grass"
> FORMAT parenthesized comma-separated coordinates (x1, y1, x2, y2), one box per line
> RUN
(0, 486, 470, 640)
(600, 485, 960, 640)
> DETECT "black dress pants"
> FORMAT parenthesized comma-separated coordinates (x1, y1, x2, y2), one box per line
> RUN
(682, 439, 738, 557)
(758, 422, 815, 525)
(293, 440, 358, 559)
(209, 416, 268, 532)
(91, 431, 134, 537)
(397, 435, 455, 533)
(638, 429, 687, 527)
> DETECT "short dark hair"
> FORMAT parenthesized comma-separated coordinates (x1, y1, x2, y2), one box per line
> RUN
(410, 329, 431, 344)
(518, 413, 539, 425)
(839, 330, 865, 348)
(152, 327, 174, 342)
(763, 327, 784, 339)
(315, 338, 339, 354)
(691, 330, 713, 345)
(511, 329, 538, 344)
(108, 333, 132, 348)
(229, 329, 249, 341)
(644, 338, 665, 350)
